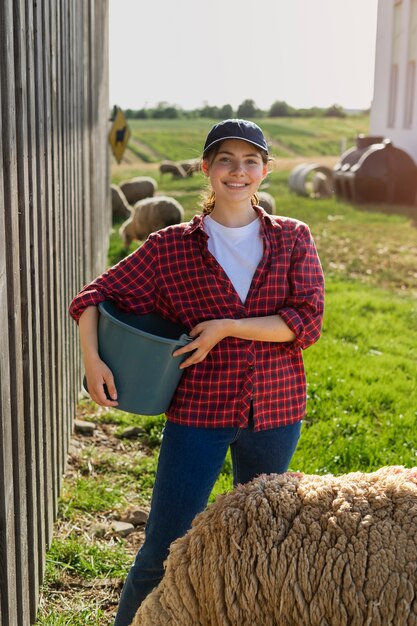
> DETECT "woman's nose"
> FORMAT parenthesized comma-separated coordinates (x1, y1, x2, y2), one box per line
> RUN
(230, 161, 245, 174)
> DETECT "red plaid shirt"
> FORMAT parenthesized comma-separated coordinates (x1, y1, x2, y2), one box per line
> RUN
(69, 207, 324, 430)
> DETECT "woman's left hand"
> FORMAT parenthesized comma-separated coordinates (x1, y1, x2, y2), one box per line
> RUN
(173, 319, 231, 369)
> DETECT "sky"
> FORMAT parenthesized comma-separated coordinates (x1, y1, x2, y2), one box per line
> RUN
(109, 0, 379, 112)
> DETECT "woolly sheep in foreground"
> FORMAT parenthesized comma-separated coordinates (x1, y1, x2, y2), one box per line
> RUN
(120, 176, 158, 205)
(120, 196, 184, 247)
(131, 467, 417, 626)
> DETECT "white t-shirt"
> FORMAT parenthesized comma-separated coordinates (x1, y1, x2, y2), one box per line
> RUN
(204, 215, 263, 303)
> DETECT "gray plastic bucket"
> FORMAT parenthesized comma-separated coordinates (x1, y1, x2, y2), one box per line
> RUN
(84, 301, 192, 415)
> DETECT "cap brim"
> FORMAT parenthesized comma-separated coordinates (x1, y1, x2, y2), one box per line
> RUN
(203, 136, 268, 157)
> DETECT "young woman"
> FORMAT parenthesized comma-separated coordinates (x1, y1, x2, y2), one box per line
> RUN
(69, 119, 325, 626)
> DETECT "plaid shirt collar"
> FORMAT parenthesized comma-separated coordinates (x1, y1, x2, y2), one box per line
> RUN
(182, 205, 282, 238)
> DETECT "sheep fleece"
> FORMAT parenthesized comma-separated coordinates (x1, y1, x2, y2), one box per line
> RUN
(131, 467, 417, 626)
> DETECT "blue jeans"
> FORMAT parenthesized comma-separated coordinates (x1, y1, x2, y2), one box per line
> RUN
(113, 411, 301, 626)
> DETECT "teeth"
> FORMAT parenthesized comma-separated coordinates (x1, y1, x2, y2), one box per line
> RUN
(226, 183, 246, 187)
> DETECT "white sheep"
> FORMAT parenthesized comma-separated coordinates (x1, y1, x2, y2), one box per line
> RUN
(159, 160, 187, 179)
(178, 159, 201, 177)
(120, 176, 158, 205)
(111, 184, 131, 219)
(132, 466, 417, 626)
(120, 196, 184, 247)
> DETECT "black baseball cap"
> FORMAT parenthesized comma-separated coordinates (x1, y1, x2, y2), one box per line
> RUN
(202, 119, 268, 157)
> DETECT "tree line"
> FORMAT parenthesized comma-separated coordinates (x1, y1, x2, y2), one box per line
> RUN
(121, 99, 363, 120)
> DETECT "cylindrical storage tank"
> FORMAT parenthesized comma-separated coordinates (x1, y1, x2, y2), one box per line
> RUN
(349, 140, 417, 205)
(333, 135, 384, 200)
(288, 163, 333, 198)
(288, 163, 310, 193)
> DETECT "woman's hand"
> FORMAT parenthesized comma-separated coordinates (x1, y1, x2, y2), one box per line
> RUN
(78, 306, 118, 407)
(172, 314, 296, 369)
(173, 319, 231, 369)
(84, 355, 119, 407)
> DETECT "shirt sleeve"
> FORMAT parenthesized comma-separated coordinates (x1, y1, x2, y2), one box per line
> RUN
(277, 222, 324, 351)
(68, 235, 159, 323)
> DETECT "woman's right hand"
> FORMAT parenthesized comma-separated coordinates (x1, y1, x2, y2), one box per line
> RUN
(78, 306, 118, 407)
(84, 356, 119, 407)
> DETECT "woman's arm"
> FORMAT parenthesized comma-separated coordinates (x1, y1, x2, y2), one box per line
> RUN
(79, 306, 119, 407)
(174, 315, 295, 369)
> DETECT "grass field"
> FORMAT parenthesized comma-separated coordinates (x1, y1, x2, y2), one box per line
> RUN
(36, 117, 417, 624)
(119, 114, 370, 165)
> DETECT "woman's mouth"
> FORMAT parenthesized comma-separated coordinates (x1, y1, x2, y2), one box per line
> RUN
(224, 182, 248, 188)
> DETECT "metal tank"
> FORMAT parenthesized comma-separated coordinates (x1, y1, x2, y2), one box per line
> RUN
(334, 137, 417, 205)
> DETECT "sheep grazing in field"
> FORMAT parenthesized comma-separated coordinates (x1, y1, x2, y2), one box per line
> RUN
(131, 467, 417, 626)
(312, 171, 333, 199)
(111, 184, 131, 219)
(159, 160, 187, 179)
(120, 196, 184, 247)
(257, 190, 276, 214)
(178, 158, 201, 177)
(120, 176, 158, 205)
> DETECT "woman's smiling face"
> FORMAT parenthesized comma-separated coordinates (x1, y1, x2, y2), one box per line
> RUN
(202, 139, 268, 205)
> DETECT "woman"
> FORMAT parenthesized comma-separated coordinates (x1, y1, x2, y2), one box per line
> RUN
(69, 119, 325, 625)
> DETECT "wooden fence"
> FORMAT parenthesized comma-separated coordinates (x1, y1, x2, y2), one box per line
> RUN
(0, 1, 110, 623)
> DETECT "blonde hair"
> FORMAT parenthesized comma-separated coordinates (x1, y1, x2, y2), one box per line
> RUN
(200, 142, 270, 215)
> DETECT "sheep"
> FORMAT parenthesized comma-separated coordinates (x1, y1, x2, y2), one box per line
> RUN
(120, 176, 158, 205)
(120, 196, 184, 247)
(257, 190, 276, 214)
(131, 466, 417, 626)
(312, 172, 333, 199)
(178, 159, 201, 177)
(111, 184, 131, 219)
(159, 160, 187, 179)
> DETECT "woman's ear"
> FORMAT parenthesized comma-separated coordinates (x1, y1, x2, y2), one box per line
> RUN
(201, 159, 209, 176)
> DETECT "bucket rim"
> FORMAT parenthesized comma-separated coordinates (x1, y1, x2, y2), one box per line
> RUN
(98, 301, 192, 347)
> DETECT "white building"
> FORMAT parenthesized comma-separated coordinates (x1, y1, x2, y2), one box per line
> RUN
(370, 0, 417, 163)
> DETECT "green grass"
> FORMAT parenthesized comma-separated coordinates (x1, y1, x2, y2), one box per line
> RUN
(37, 608, 108, 626)
(295, 279, 417, 474)
(58, 475, 130, 521)
(45, 535, 131, 583)
(124, 115, 370, 162)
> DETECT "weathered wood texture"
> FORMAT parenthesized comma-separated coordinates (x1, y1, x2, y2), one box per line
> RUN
(0, 1, 110, 623)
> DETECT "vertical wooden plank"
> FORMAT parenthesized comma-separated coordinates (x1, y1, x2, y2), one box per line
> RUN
(59, 0, 73, 450)
(24, 0, 46, 596)
(48, 0, 65, 485)
(0, 0, 30, 623)
(13, 0, 40, 620)
(54, 0, 71, 472)
(0, 67, 18, 626)
(82, 1, 92, 286)
(41, 0, 59, 522)
(103, 0, 111, 269)
(33, 0, 54, 550)
(99, 0, 111, 276)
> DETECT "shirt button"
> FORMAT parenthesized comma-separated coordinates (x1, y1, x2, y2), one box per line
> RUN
(249, 365, 254, 370)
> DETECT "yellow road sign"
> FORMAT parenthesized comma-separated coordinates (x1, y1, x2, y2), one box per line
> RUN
(108, 109, 131, 163)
